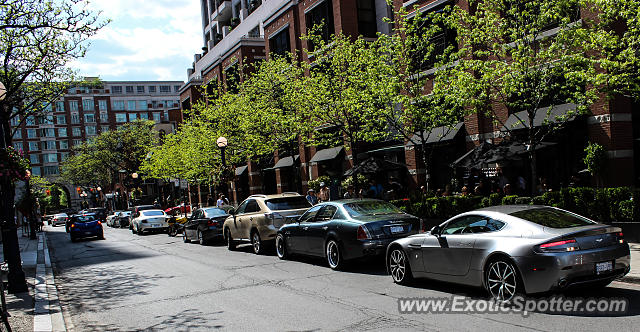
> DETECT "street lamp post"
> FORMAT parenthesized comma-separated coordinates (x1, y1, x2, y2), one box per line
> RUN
(216, 137, 228, 201)
(0, 80, 28, 293)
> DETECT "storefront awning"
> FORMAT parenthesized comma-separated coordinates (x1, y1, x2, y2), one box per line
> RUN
(502, 103, 577, 130)
(408, 122, 464, 145)
(309, 147, 344, 163)
(235, 165, 248, 176)
(273, 155, 299, 169)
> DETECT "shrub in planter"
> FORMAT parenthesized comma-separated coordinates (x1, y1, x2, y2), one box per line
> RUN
(531, 196, 546, 205)
(515, 197, 532, 205)
(307, 175, 330, 192)
(501, 195, 518, 205)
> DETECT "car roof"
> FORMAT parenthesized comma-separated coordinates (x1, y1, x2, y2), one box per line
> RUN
(140, 209, 164, 213)
(248, 193, 302, 200)
(72, 213, 96, 217)
(475, 205, 548, 215)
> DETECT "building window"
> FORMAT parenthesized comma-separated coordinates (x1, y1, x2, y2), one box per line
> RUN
(59, 140, 69, 149)
(137, 86, 145, 93)
(112, 86, 122, 94)
(56, 115, 66, 124)
(269, 28, 290, 57)
(101, 125, 109, 133)
(84, 114, 95, 123)
(159, 85, 170, 93)
(28, 141, 39, 151)
(140, 113, 148, 120)
(82, 99, 94, 111)
(58, 128, 67, 137)
(55, 101, 65, 112)
(27, 129, 37, 138)
(69, 100, 79, 112)
(113, 100, 125, 110)
(409, 5, 457, 71)
(148, 86, 156, 93)
(25, 116, 35, 126)
(153, 112, 161, 123)
(43, 140, 56, 150)
(98, 99, 107, 111)
(174, 85, 181, 92)
(13, 130, 22, 139)
(138, 100, 148, 110)
(127, 100, 136, 111)
(164, 100, 175, 108)
(305, 0, 335, 51)
(42, 166, 59, 175)
(60, 152, 69, 161)
(73, 139, 82, 146)
(72, 127, 81, 137)
(86, 126, 97, 136)
(31, 167, 41, 176)
(128, 113, 137, 122)
(30, 154, 39, 164)
(100, 112, 108, 123)
(71, 113, 80, 124)
(116, 113, 127, 123)
(43, 153, 58, 163)
(163, 110, 169, 120)
(37, 115, 54, 125)
(10, 116, 20, 127)
(125, 86, 134, 94)
(152, 100, 159, 108)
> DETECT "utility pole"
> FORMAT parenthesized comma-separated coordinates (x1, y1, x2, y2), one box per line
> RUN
(0, 81, 28, 293)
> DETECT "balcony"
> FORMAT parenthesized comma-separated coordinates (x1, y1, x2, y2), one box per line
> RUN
(212, 1, 232, 22)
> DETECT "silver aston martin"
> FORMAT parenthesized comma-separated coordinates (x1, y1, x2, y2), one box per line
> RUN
(386, 205, 630, 301)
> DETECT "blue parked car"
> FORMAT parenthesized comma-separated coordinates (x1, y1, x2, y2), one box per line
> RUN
(69, 213, 105, 242)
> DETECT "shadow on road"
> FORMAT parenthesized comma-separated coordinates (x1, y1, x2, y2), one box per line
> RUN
(82, 309, 222, 331)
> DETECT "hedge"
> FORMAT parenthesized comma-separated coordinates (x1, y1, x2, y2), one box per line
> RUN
(391, 187, 638, 224)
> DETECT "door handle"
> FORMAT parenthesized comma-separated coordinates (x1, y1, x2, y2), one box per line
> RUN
(322, 226, 328, 230)
(460, 242, 473, 247)
(303, 227, 309, 230)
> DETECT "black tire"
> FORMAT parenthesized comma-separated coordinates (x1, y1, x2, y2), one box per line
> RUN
(251, 230, 264, 255)
(70, 236, 76, 243)
(197, 230, 206, 245)
(225, 228, 235, 250)
(325, 239, 344, 270)
(183, 229, 190, 243)
(485, 258, 521, 301)
(275, 234, 288, 260)
(388, 247, 413, 285)
(98, 232, 105, 240)
(131, 224, 137, 234)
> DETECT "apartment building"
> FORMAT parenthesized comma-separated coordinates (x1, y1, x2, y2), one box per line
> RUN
(182, 0, 639, 203)
(10, 79, 184, 208)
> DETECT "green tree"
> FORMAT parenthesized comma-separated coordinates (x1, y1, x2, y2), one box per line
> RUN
(305, 32, 397, 188)
(0, 0, 106, 293)
(438, 0, 599, 194)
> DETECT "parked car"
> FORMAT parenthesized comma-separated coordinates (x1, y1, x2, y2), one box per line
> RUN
(86, 207, 107, 222)
(165, 204, 191, 216)
(51, 213, 68, 227)
(183, 207, 230, 245)
(386, 205, 631, 301)
(131, 209, 168, 235)
(68, 213, 104, 242)
(43, 215, 54, 226)
(224, 193, 312, 254)
(276, 199, 422, 270)
(106, 211, 121, 227)
(117, 211, 132, 228)
(129, 205, 157, 230)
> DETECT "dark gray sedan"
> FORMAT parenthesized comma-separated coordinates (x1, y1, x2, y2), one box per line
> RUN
(386, 205, 630, 301)
(276, 199, 422, 270)
(183, 207, 230, 245)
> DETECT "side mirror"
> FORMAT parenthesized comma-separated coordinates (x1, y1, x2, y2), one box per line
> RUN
(430, 225, 441, 236)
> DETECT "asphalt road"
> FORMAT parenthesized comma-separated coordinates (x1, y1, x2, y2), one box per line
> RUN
(45, 226, 640, 331)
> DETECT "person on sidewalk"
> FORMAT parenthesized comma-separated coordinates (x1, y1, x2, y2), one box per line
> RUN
(306, 189, 318, 205)
(318, 182, 330, 202)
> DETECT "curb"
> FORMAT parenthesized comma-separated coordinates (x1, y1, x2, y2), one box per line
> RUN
(33, 233, 66, 332)
(619, 275, 640, 285)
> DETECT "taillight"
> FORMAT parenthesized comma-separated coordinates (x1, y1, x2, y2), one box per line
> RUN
(70, 224, 76, 228)
(207, 219, 215, 227)
(357, 225, 371, 240)
(539, 239, 579, 251)
(97, 221, 101, 225)
(265, 212, 284, 224)
(616, 232, 624, 244)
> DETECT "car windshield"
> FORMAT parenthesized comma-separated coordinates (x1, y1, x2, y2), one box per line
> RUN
(72, 215, 95, 223)
(510, 208, 595, 228)
(204, 208, 227, 217)
(265, 197, 311, 211)
(142, 210, 165, 217)
(343, 201, 403, 217)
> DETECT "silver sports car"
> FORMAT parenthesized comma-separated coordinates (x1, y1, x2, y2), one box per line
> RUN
(386, 205, 630, 301)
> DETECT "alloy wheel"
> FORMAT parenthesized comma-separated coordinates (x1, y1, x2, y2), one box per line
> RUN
(326, 240, 341, 270)
(252, 232, 261, 254)
(198, 230, 205, 245)
(276, 234, 287, 259)
(487, 260, 518, 301)
(389, 249, 407, 283)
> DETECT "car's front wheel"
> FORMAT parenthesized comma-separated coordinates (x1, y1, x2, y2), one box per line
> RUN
(389, 247, 412, 285)
(485, 259, 520, 301)
(326, 239, 344, 270)
(276, 234, 288, 260)
(225, 228, 235, 250)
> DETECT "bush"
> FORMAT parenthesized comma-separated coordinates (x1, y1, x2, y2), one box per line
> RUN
(501, 195, 519, 205)
(307, 175, 330, 192)
(515, 197, 532, 205)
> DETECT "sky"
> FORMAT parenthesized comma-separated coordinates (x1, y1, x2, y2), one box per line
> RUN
(70, 0, 203, 83)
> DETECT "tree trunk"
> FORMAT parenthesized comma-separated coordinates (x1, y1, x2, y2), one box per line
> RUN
(351, 143, 359, 196)
(418, 143, 431, 192)
(530, 143, 538, 197)
(0, 110, 28, 293)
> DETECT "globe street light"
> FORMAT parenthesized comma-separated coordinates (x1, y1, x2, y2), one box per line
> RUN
(216, 137, 228, 166)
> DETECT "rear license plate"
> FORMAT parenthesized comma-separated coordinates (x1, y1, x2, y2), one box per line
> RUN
(390, 226, 404, 234)
(85, 231, 92, 235)
(595, 261, 613, 275)
(152, 224, 160, 228)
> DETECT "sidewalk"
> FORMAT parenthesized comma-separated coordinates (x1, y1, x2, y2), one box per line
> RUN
(0, 228, 65, 332)
(620, 242, 640, 284)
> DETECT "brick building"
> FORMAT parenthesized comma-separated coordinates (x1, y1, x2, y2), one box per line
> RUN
(182, 0, 639, 204)
(10, 79, 184, 209)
